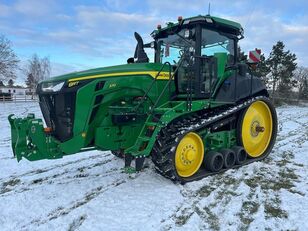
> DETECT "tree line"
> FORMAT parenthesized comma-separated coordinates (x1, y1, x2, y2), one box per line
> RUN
(250, 41, 308, 104)
(0, 34, 307, 103)
(0, 34, 50, 93)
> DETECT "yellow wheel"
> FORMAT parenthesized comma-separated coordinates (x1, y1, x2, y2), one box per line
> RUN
(175, 132, 204, 177)
(240, 100, 275, 158)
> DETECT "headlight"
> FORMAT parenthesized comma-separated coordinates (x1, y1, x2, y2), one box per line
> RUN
(41, 81, 65, 92)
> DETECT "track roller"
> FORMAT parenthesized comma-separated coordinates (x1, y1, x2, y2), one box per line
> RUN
(232, 146, 247, 165)
(220, 148, 236, 168)
(204, 151, 224, 172)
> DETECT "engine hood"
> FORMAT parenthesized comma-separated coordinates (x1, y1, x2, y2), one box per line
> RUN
(40, 63, 169, 84)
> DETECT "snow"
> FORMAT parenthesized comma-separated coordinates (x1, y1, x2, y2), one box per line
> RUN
(0, 102, 308, 231)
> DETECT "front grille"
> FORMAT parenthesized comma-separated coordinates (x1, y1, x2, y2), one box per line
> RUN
(39, 92, 76, 142)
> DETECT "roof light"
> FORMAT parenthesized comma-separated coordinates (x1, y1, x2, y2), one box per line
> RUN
(44, 127, 52, 133)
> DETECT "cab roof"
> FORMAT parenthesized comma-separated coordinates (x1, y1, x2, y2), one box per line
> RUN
(151, 15, 243, 39)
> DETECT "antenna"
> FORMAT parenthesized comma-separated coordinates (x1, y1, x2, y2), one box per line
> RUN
(208, 2, 211, 15)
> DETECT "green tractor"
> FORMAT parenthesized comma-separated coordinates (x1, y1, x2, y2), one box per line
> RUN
(8, 15, 277, 182)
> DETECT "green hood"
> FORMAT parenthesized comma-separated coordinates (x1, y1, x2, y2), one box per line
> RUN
(42, 63, 167, 83)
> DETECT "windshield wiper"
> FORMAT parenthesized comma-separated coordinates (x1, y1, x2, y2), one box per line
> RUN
(175, 33, 194, 47)
(203, 41, 229, 52)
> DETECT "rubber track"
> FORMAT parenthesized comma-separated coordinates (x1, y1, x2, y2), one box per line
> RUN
(151, 96, 275, 183)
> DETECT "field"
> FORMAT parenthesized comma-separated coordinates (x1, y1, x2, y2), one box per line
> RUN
(0, 102, 307, 231)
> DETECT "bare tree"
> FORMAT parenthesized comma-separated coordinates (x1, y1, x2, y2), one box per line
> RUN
(0, 35, 19, 81)
(294, 66, 308, 102)
(25, 54, 51, 93)
(8, 79, 14, 87)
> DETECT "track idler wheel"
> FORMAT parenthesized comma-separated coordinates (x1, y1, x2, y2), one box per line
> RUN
(237, 99, 277, 158)
(220, 148, 236, 168)
(232, 146, 247, 165)
(204, 151, 224, 172)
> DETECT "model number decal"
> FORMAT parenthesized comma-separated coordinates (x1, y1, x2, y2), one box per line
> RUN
(109, 83, 117, 88)
(68, 81, 79, 87)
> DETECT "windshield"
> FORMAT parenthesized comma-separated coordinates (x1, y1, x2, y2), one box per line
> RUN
(201, 28, 235, 64)
(157, 28, 196, 64)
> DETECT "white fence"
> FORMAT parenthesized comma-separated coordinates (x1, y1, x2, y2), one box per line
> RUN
(0, 95, 38, 103)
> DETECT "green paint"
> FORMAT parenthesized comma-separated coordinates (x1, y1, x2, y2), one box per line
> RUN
(152, 15, 243, 37)
(204, 130, 237, 151)
(8, 15, 246, 163)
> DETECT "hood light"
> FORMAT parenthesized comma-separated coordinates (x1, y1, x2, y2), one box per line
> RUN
(41, 81, 65, 92)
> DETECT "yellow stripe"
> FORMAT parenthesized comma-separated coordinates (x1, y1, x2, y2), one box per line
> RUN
(68, 71, 171, 82)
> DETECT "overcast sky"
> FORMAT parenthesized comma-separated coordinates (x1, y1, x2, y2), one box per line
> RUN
(0, 0, 307, 81)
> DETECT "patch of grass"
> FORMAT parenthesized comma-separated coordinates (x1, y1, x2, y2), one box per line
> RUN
(244, 175, 264, 188)
(288, 189, 305, 196)
(238, 201, 260, 225)
(201, 206, 220, 231)
(276, 158, 291, 167)
(0, 178, 21, 194)
(174, 211, 194, 226)
(264, 203, 288, 219)
(196, 186, 215, 197)
(68, 214, 87, 231)
(2, 178, 20, 187)
(281, 150, 294, 160)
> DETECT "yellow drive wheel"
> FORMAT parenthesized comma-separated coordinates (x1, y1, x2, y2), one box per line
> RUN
(175, 132, 204, 177)
(240, 100, 275, 158)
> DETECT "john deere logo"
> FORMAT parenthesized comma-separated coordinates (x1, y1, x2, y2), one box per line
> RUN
(68, 81, 79, 87)
(31, 125, 36, 133)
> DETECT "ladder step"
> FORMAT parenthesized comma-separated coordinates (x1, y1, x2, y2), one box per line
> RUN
(138, 136, 151, 142)
(154, 108, 171, 113)
(145, 122, 157, 127)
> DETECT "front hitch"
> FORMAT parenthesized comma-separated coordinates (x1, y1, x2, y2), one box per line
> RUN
(8, 114, 61, 161)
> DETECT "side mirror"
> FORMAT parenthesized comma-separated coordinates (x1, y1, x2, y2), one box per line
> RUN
(247, 48, 261, 64)
(134, 32, 149, 63)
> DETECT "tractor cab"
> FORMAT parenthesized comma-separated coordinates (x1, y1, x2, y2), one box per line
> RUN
(133, 15, 244, 99)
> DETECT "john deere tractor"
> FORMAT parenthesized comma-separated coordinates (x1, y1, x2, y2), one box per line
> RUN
(9, 15, 277, 182)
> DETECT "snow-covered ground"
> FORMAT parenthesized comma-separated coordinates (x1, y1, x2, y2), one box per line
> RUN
(0, 102, 307, 231)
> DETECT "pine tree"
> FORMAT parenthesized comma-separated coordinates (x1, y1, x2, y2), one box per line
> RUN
(266, 41, 297, 103)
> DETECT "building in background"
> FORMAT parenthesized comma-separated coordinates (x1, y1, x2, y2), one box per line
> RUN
(0, 86, 31, 96)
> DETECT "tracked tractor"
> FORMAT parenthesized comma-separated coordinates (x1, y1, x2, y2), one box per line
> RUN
(8, 15, 277, 182)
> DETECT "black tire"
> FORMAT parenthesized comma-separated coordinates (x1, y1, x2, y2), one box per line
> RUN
(232, 146, 247, 165)
(204, 151, 224, 172)
(220, 148, 236, 168)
